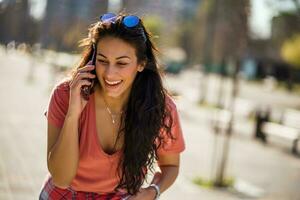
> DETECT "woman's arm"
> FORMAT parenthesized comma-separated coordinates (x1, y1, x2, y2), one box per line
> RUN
(152, 153, 180, 193)
(47, 66, 95, 188)
(47, 112, 80, 188)
(128, 153, 180, 200)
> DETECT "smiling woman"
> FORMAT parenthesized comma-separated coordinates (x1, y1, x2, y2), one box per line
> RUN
(95, 37, 144, 99)
(39, 12, 185, 200)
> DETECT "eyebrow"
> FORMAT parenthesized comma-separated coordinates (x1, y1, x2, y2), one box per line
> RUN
(97, 53, 131, 60)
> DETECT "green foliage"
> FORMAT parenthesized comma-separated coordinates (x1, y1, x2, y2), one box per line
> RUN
(193, 177, 214, 188)
(193, 177, 235, 188)
(281, 34, 300, 68)
(142, 15, 164, 38)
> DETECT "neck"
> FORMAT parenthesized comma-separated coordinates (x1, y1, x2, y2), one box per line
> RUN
(95, 85, 129, 113)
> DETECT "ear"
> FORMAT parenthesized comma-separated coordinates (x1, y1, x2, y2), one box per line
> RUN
(137, 61, 146, 72)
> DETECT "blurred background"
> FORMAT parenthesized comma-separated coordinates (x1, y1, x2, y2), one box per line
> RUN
(0, 0, 300, 199)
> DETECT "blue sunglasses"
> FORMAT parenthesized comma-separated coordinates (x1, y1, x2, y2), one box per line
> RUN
(100, 13, 140, 28)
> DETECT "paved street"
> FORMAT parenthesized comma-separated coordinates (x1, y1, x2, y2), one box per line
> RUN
(0, 47, 300, 200)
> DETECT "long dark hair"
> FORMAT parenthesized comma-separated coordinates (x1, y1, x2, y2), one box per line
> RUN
(69, 14, 174, 195)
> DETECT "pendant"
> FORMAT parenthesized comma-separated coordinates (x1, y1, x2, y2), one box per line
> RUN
(106, 107, 119, 124)
(111, 114, 117, 124)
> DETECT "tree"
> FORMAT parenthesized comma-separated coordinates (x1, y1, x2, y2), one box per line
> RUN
(281, 34, 300, 68)
(143, 15, 163, 40)
(281, 33, 300, 90)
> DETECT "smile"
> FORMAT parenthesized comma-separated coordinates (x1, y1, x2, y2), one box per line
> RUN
(104, 79, 123, 86)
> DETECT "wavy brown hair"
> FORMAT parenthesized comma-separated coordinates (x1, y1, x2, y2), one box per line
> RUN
(68, 13, 174, 195)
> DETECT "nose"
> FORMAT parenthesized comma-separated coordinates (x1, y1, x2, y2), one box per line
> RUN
(105, 64, 118, 77)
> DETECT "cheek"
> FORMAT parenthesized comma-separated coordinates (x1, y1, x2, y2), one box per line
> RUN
(95, 66, 105, 76)
(124, 67, 137, 75)
(122, 67, 139, 81)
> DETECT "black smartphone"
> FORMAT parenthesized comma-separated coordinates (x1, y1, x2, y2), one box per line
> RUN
(80, 44, 96, 101)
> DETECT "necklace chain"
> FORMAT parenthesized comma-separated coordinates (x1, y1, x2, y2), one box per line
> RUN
(102, 95, 123, 124)
(105, 107, 122, 124)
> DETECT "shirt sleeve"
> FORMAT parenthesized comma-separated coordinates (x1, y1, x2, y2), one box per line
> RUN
(44, 81, 70, 129)
(157, 97, 185, 156)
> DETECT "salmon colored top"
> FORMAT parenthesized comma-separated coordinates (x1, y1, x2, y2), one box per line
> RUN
(44, 81, 185, 194)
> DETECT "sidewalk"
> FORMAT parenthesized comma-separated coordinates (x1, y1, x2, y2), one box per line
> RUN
(0, 48, 300, 200)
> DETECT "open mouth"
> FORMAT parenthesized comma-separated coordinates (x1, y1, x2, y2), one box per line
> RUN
(104, 79, 123, 89)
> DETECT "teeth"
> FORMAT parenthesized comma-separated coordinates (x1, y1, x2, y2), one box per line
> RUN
(105, 79, 122, 85)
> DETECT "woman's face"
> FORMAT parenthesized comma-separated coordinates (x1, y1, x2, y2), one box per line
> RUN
(95, 36, 144, 98)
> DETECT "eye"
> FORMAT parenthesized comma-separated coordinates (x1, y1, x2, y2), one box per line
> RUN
(97, 59, 108, 64)
(117, 62, 128, 66)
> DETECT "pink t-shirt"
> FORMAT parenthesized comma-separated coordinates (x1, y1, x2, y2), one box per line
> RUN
(44, 81, 185, 194)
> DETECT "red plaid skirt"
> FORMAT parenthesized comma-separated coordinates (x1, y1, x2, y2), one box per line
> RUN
(39, 177, 130, 200)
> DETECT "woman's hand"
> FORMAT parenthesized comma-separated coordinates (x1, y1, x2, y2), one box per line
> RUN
(68, 64, 96, 117)
(127, 187, 156, 200)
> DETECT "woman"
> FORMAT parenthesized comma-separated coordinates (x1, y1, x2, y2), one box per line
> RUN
(39, 13, 185, 200)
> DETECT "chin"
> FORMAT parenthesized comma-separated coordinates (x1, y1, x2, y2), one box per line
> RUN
(105, 91, 122, 98)
(103, 87, 127, 98)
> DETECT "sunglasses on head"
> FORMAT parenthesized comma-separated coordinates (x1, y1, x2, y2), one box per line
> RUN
(100, 13, 140, 28)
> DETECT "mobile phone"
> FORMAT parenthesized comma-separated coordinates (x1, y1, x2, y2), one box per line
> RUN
(80, 44, 96, 101)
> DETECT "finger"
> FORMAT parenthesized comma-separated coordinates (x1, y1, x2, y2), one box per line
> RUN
(73, 71, 96, 85)
(73, 79, 92, 89)
(87, 60, 93, 65)
(75, 72, 96, 80)
(77, 65, 95, 73)
(70, 75, 79, 88)
(76, 79, 92, 88)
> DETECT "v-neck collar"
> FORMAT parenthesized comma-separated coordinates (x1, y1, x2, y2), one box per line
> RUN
(92, 92, 122, 158)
